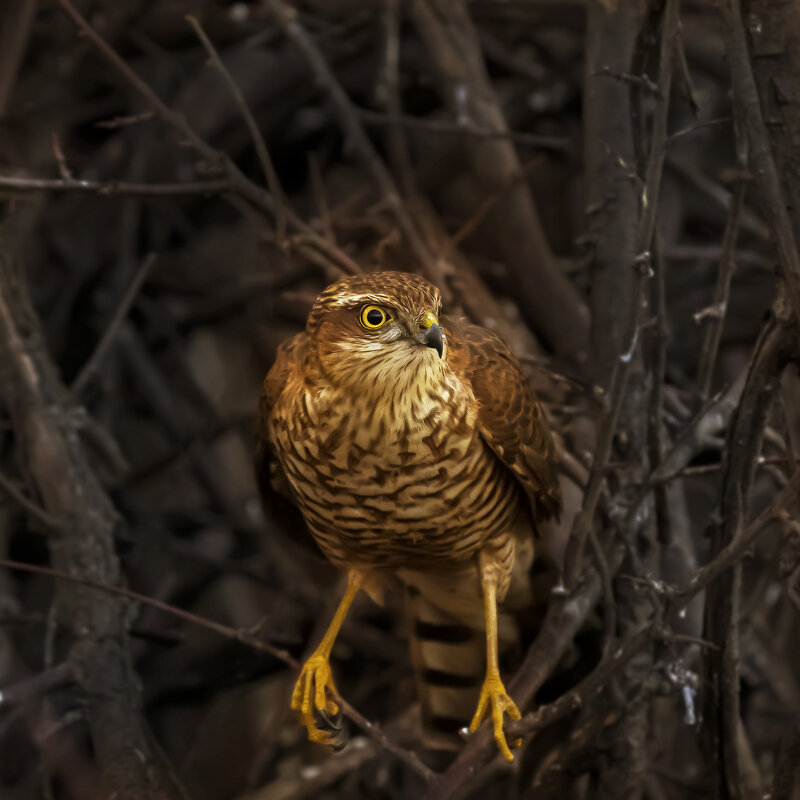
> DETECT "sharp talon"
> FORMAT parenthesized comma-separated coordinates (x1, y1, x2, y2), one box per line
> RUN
(469, 674, 522, 762)
(291, 653, 341, 747)
(317, 705, 344, 734)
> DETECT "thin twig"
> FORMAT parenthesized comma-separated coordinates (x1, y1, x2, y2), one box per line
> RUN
(0, 470, 66, 530)
(50, 132, 72, 179)
(679, 467, 800, 608)
(593, 65, 661, 96)
(94, 110, 155, 129)
(379, 0, 415, 197)
(357, 107, 569, 152)
(186, 15, 288, 244)
(70, 253, 157, 397)
(674, 24, 701, 114)
(667, 116, 731, 144)
(701, 314, 795, 797)
(647, 234, 672, 544)
(450, 156, 544, 246)
(697, 111, 748, 401)
(0, 174, 233, 196)
(2, 557, 293, 669)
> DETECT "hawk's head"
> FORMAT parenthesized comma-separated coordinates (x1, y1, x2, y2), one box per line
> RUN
(306, 272, 446, 390)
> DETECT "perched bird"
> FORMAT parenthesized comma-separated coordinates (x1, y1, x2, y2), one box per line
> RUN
(256, 271, 561, 761)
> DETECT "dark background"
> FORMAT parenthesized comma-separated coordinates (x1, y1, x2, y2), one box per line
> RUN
(0, 1, 798, 799)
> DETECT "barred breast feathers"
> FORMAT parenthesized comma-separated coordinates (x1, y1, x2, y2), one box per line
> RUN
(267, 329, 521, 570)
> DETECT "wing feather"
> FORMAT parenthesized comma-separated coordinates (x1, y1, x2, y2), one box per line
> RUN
(444, 316, 562, 523)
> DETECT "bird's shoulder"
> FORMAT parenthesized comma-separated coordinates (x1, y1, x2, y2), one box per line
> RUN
(444, 315, 562, 522)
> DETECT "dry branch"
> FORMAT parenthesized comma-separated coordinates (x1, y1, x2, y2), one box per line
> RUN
(717, 0, 800, 326)
(702, 311, 797, 799)
(0, 0, 36, 115)
(0, 244, 186, 800)
(0, 174, 233, 196)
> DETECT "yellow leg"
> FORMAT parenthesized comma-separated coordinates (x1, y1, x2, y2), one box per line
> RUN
(291, 571, 362, 745)
(468, 575, 522, 762)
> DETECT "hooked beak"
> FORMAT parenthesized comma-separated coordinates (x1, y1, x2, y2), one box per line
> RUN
(416, 323, 443, 358)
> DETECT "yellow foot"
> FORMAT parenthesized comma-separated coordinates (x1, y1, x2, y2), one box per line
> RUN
(291, 653, 340, 745)
(469, 673, 522, 762)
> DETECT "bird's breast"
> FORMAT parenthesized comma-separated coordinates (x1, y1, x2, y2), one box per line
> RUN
(273, 377, 522, 567)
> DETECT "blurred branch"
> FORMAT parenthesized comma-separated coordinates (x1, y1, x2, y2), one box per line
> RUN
(357, 107, 569, 151)
(52, 0, 362, 277)
(717, 0, 800, 326)
(0, 557, 295, 665)
(0, 663, 74, 708)
(772, 715, 800, 800)
(0, 173, 233, 196)
(0, 244, 187, 800)
(186, 15, 288, 243)
(410, 0, 591, 359)
(378, 0, 414, 197)
(0, 0, 37, 115)
(70, 253, 157, 397)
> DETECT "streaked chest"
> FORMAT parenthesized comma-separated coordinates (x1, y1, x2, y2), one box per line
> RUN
(271, 370, 519, 564)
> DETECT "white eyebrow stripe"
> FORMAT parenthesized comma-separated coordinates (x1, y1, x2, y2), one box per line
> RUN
(330, 294, 389, 308)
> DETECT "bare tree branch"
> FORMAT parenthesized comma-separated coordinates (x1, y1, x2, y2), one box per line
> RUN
(0, 244, 187, 800)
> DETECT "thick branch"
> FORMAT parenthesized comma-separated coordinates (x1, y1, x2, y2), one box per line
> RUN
(410, 0, 590, 359)
(702, 312, 797, 799)
(0, 244, 186, 800)
(717, 0, 800, 326)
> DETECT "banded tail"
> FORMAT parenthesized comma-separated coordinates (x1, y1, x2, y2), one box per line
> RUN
(400, 526, 542, 757)
(406, 586, 484, 753)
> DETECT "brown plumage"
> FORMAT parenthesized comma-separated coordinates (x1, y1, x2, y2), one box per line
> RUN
(256, 271, 561, 761)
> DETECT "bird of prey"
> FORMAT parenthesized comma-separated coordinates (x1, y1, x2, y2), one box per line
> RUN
(256, 271, 561, 761)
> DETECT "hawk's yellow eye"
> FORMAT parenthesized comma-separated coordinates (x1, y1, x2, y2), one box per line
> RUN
(360, 305, 390, 329)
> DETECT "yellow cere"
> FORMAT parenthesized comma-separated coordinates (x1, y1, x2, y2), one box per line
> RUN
(421, 311, 438, 329)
